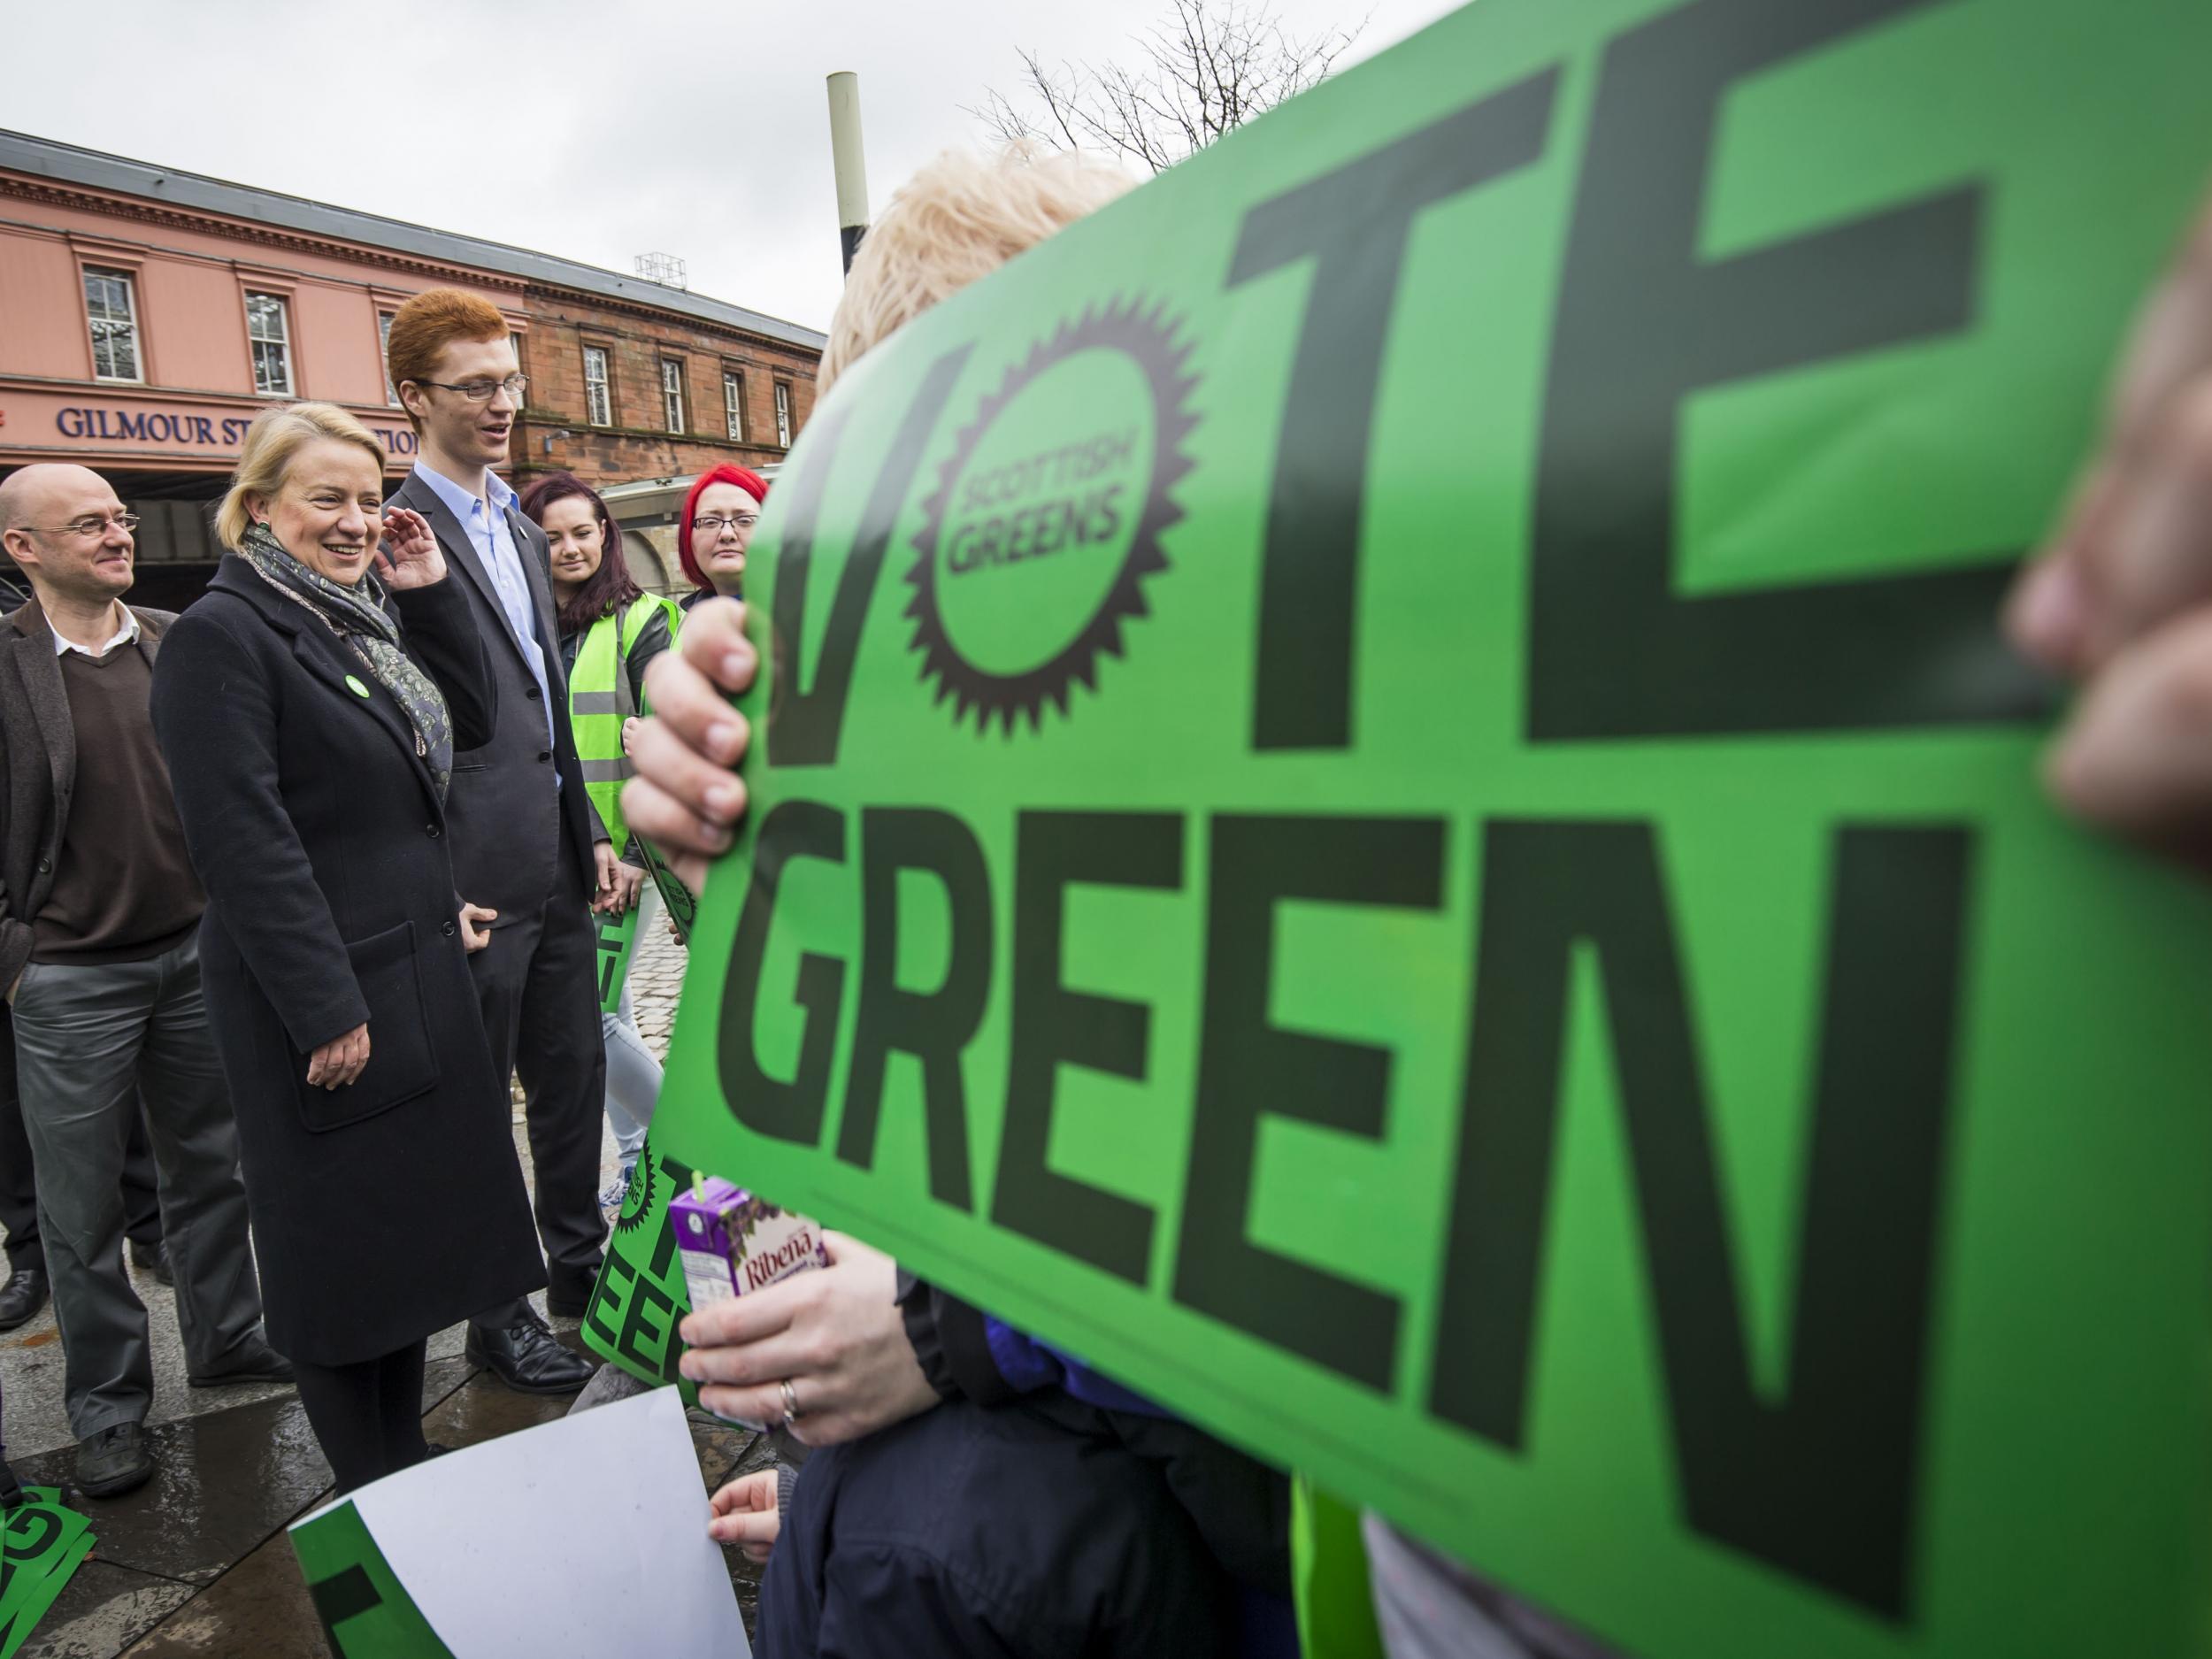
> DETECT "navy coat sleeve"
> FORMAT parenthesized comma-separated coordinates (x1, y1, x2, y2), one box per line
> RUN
(150, 611, 369, 1052)
(389, 574, 495, 750)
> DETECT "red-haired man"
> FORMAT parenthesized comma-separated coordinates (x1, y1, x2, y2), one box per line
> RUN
(382, 291, 605, 1394)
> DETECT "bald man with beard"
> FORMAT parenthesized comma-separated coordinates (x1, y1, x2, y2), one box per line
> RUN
(0, 465, 286, 1501)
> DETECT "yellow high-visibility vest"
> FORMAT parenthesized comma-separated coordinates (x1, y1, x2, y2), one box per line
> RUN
(568, 593, 680, 856)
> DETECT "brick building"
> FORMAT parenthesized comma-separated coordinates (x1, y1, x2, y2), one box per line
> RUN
(516, 282, 819, 495)
(0, 128, 823, 608)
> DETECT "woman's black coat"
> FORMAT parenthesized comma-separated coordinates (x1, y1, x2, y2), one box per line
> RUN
(151, 554, 544, 1366)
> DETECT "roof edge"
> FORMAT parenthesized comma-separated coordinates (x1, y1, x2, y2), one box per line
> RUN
(0, 128, 827, 353)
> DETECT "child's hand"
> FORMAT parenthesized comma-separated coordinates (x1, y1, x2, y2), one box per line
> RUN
(708, 1469, 781, 1563)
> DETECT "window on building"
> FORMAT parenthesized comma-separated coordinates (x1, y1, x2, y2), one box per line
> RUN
(584, 346, 612, 426)
(379, 313, 399, 405)
(661, 358, 687, 432)
(84, 267, 142, 382)
(723, 370, 746, 442)
(246, 292, 293, 396)
(774, 380, 793, 448)
(511, 332, 526, 374)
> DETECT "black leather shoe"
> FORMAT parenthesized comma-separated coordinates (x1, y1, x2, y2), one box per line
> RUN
(545, 1267, 600, 1320)
(129, 1240, 173, 1286)
(188, 1338, 295, 1387)
(0, 1268, 49, 1332)
(76, 1423, 156, 1499)
(465, 1313, 596, 1394)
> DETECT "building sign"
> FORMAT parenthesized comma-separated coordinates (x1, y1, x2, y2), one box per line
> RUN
(1, 391, 417, 463)
(648, 1, 2212, 1657)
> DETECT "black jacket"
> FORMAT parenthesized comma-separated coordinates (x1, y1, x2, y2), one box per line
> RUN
(150, 557, 543, 1364)
(381, 468, 602, 920)
(759, 1392, 1274, 1659)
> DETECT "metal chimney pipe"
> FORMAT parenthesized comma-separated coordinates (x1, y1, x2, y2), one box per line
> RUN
(826, 72, 871, 275)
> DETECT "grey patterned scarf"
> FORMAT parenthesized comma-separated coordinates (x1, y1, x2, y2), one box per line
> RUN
(238, 523, 454, 801)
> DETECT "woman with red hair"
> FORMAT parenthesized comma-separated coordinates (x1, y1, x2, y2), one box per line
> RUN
(678, 465, 767, 609)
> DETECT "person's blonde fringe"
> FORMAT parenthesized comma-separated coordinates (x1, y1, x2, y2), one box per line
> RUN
(821, 142, 1136, 393)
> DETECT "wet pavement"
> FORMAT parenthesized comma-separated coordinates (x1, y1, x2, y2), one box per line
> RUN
(0, 920, 750, 1656)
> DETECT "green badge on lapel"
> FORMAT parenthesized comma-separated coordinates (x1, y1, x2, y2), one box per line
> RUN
(344, 674, 372, 699)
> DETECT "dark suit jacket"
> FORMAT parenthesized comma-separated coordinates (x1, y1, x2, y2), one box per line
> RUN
(381, 467, 602, 922)
(0, 596, 177, 993)
(150, 557, 543, 1362)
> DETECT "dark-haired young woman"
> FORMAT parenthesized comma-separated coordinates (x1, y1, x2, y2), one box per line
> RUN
(518, 472, 678, 1199)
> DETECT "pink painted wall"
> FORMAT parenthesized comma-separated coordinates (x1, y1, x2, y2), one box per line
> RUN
(0, 232, 91, 379)
(294, 283, 386, 406)
(138, 259, 252, 393)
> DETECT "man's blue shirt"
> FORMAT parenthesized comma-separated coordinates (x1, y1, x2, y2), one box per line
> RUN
(410, 459, 557, 757)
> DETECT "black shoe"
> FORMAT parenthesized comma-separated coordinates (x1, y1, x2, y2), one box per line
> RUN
(129, 1239, 173, 1286)
(188, 1338, 295, 1388)
(75, 1423, 156, 1499)
(465, 1313, 596, 1394)
(0, 1268, 48, 1332)
(545, 1268, 600, 1320)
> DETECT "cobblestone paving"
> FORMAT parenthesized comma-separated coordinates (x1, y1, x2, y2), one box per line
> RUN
(626, 900, 690, 1062)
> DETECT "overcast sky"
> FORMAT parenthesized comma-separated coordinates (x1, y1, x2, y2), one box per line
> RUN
(7, 0, 1460, 335)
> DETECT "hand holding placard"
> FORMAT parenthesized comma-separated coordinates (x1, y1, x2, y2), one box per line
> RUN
(2008, 192, 2212, 874)
(625, 599, 757, 894)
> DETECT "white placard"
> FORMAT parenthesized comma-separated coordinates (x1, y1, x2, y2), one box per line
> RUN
(302, 1385, 749, 1655)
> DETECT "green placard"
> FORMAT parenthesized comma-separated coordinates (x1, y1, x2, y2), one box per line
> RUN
(654, 1, 2212, 1654)
(290, 1498, 454, 1659)
(577, 1133, 702, 1406)
(0, 1489, 93, 1658)
(591, 903, 642, 1017)
(638, 836, 699, 948)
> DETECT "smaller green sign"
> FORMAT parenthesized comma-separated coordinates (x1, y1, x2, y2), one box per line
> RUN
(0, 1488, 94, 1659)
(636, 838, 699, 948)
(576, 1133, 700, 1406)
(591, 903, 642, 1017)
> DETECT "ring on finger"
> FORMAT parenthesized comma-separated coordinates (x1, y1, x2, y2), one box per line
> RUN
(780, 1377, 805, 1423)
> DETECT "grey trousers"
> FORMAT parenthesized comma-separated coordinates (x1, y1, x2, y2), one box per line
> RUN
(11, 935, 264, 1438)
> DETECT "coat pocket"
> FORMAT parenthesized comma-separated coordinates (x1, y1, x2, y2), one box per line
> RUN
(295, 920, 438, 1132)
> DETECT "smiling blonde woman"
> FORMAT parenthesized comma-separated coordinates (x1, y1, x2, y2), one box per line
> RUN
(149, 401, 546, 1493)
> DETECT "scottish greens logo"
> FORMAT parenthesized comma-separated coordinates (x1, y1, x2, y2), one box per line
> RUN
(905, 299, 1199, 733)
(613, 1140, 658, 1236)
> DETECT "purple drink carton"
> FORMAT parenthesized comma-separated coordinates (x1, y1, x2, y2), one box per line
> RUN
(670, 1176, 829, 1310)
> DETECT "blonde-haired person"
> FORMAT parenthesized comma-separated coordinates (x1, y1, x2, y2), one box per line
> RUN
(625, 149, 1297, 1659)
(820, 142, 1135, 391)
(150, 402, 546, 1492)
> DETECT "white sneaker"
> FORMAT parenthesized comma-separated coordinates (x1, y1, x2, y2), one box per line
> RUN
(597, 1164, 636, 1217)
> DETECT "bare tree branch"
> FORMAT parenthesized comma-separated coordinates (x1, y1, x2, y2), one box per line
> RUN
(972, 0, 1370, 175)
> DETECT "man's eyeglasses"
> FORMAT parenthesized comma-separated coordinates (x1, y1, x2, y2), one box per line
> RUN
(694, 513, 760, 534)
(413, 375, 528, 405)
(22, 512, 140, 539)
